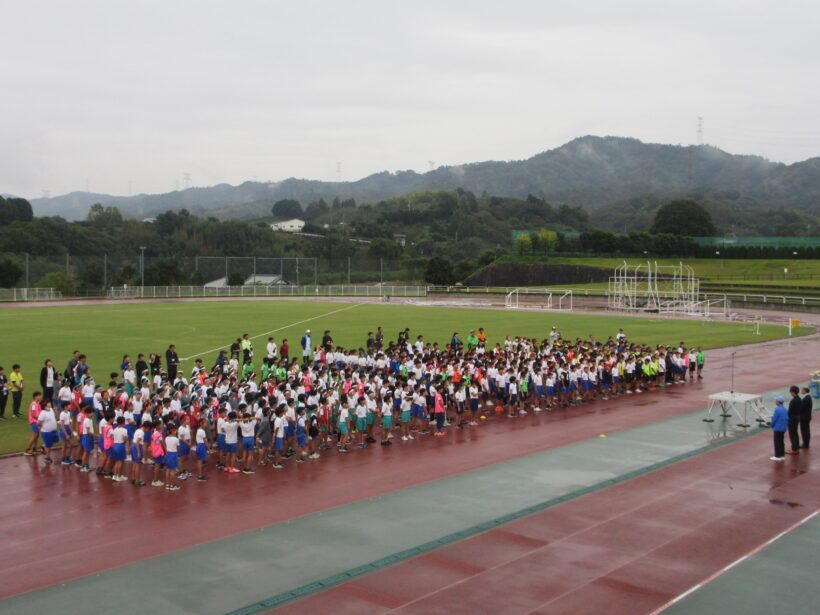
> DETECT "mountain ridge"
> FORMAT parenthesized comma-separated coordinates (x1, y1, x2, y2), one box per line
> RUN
(25, 136, 820, 221)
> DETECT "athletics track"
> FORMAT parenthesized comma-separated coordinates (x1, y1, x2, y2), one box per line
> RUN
(0, 309, 818, 614)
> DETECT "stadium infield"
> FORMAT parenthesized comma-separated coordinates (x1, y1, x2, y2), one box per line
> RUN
(0, 297, 810, 455)
(1, 325, 818, 614)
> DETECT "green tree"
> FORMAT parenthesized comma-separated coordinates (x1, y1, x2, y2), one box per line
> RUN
(227, 272, 246, 286)
(368, 238, 403, 259)
(424, 256, 455, 285)
(651, 200, 716, 236)
(515, 234, 532, 256)
(35, 271, 76, 294)
(87, 203, 123, 226)
(537, 228, 558, 254)
(272, 199, 302, 219)
(0, 256, 23, 287)
(304, 199, 329, 221)
(0, 196, 34, 226)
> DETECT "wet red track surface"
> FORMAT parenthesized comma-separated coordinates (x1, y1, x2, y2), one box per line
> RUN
(1, 333, 818, 607)
(274, 426, 820, 614)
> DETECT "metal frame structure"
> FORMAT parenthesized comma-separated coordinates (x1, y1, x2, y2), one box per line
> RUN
(607, 261, 723, 316)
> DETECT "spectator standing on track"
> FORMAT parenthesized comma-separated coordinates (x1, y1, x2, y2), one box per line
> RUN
(787, 385, 802, 455)
(800, 386, 813, 449)
(770, 396, 788, 461)
(0, 366, 8, 420)
(165, 345, 179, 383)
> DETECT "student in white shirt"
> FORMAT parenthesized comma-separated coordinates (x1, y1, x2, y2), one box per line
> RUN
(37, 401, 58, 463)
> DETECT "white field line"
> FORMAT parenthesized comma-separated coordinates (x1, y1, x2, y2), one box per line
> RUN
(179, 302, 363, 362)
(649, 509, 819, 614)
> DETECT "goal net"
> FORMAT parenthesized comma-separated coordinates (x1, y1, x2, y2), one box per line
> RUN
(505, 288, 573, 311)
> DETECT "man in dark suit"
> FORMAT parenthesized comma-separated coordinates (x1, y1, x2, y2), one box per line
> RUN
(800, 386, 813, 449)
(786, 385, 802, 455)
(166, 344, 179, 383)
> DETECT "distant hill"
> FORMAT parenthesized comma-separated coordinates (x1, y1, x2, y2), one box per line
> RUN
(28, 136, 820, 221)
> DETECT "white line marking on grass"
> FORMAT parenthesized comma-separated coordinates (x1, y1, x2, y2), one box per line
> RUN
(179, 302, 363, 362)
(649, 509, 819, 614)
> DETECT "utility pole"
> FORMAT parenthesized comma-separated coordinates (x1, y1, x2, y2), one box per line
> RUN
(139, 246, 146, 290)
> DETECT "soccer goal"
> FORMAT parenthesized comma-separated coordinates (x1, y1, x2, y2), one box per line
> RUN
(505, 288, 573, 311)
(740, 315, 762, 335)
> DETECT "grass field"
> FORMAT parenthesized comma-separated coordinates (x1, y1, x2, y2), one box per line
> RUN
(501, 257, 820, 286)
(0, 299, 809, 454)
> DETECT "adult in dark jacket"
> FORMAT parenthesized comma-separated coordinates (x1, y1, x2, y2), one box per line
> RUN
(40, 359, 57, 402)
(800, 386, 813, 449)
(787, 385, 802, 454)
(166, 345, 179, 382)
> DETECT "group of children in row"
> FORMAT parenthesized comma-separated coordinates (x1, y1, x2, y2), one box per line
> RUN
(18, 325, 706, 491)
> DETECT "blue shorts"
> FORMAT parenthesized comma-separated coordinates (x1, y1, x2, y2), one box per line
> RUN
(469, 399, 479, 412)
(547, 386, 555, 396)
(411, 404, 424, 419)
(126, 425, 136, 440)
(30, 423, 40, 434)
(226, 442, 237, 454)
(536, 385, 544, 397)
(154, 454, 165, 466)
(131, 444, 143, 463)
(259, 437, 271, 449)
(297, 433, 307, 447)
(285, 424, 295, 438)
(242, 436, 255, 451)
(196, 443, 208, 462)
(614, 376, 620, 384)
(179, 443, 190, 456)
(111, 443, 126, 462)
(582, 381, 590, 392)
(81, 433, 94, 452)
(569, 383, 577, 392)
(510, 394, 518, 405)
(98, 436, 105, 452)
(42, 430, 58, 448)
(165, 451, 179, 470)
(274, 436, 284, 451)
(217, 434, 226, 453)
(59, 427, 73, 441)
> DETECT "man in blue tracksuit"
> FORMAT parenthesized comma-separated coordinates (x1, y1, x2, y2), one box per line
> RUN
(770, 396, 788, 461)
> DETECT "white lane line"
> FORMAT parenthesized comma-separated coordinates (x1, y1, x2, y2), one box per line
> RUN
(650, 509, 819, 614)
(179, 302, 363, 362)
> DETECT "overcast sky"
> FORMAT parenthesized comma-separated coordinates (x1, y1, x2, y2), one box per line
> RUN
(2, 0, 819, 199)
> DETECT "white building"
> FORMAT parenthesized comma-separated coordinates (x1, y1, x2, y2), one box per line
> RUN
(205, 274, 287, 288)
(270, 218, 305, 233)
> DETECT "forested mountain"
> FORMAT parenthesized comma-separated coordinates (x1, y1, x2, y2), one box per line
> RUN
(26, 136, 820, 223)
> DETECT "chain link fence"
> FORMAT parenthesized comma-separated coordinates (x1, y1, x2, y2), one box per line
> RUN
(0, 253, 428, 296)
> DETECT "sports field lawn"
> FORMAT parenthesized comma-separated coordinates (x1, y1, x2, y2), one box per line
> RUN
(0, 299, 809, 454)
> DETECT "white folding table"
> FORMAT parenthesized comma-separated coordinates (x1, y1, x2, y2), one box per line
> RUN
(702, 391, 770, 428)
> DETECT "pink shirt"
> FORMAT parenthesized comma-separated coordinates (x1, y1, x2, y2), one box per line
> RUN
(434, 393, 445, 414)
(28, 401, 41, 425)
(103, 424, 114, 450)
(151, 431, 164, 457)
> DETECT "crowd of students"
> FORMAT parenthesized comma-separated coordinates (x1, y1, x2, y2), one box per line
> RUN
(5, 325, 707, 491)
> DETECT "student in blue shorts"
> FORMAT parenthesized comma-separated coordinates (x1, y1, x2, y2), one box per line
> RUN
(164, 423, 181, 491)
(195, 417, 209, 482)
